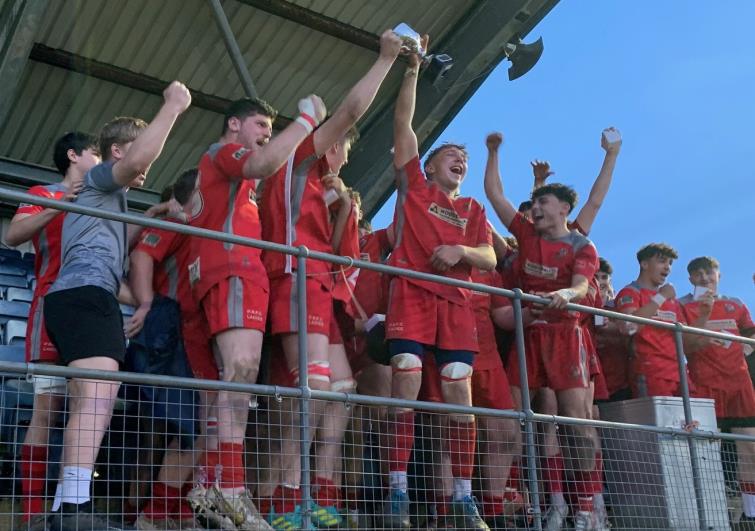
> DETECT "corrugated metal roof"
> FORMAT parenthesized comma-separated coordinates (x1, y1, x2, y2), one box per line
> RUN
(0, 0, 552, 199)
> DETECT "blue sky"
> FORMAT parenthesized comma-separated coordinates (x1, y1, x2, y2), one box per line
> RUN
(372, 1, 755, 309)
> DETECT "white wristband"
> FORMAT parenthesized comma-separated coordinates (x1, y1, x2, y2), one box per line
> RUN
(295, 113, 318, 134)
(651, 293, 666, 306)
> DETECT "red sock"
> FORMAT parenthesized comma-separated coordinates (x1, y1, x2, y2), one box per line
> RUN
(144, 482, 181, 519)
(218, 442, 245, 489)
(447, 420, 476, 479)
(593, 450, 604, 495)
(741, 481, 755, 495)
(204, 449, 220, 485)
(258, 496, 273, 516)
(543, 454, 564, 495)
(273, 485, 302, 514)
(388, 411, 415, 472)
(313, 477, 341, 508)
(481, 494, 505, 518)
(20, 444, 48, 519)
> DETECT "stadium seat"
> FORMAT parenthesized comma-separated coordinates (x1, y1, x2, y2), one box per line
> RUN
(22, 252, 35, 264)
(0, 274, 29, 290)
(0, 262, 29, 277)
(0, 249, 22, 261)
(0, 344, 24, 363)
(4, 320, 26, 345)
(0, 300, 30, 323)
(5, 287, 33, 303)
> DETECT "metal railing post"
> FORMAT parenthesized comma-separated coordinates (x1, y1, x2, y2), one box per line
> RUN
(296, 249, 314, 530)
(674, 324, 707, 530)
(512, 289, 543, 530)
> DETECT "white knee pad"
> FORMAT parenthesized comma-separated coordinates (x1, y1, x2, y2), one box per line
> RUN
(390, 353, 423, 374)
(331, 378, 357, 393)
(440, 362, 473, 382)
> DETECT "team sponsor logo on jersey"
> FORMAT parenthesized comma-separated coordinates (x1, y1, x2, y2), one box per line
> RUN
(725, 303, 736, 313)
(556, 248, 568, 258)
(427, 202, 468, 230)
(360, 252, 371, 262)
(142, 232, 161, 247)
(188, 257, 200, 286)
(232, 147, 249, 160)
(705, 318, 737, 330)
(654, 310, 677, 322)
(618, 295, 634, 306)
(523, 259, 558, 280)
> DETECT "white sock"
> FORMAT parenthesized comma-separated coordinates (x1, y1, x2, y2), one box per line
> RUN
(743, 492, 755, 517)
(51, 483, 63, 512)
(389, 471, 408, 492)
(60, 466, 92, 505)
(452, 478, 472, 501)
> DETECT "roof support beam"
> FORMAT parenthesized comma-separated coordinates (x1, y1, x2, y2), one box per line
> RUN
(238, 0, 378, 52)
(208, 0, 259, 99)
(28, 44, 293, 127)
(0, 0, 49, 127)
(342, 0, 559, 218)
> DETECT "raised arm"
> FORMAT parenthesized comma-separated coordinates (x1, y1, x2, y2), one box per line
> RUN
(573, 127, 621, 234)
(112, 82, 191, 186)
(314, 30, 402, 156)
(393, 35, 428, 168)
(243, 95, 328, 180)
(483, 132, 517, 228)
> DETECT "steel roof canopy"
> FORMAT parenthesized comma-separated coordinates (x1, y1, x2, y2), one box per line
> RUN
(0, 0, 558, 217)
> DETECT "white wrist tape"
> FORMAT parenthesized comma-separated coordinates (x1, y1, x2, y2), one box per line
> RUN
(555, 288, 578, 302)
(295, 114, 318, 134)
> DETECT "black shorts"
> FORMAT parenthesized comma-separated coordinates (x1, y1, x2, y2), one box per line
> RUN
(44, 286, 126, 365)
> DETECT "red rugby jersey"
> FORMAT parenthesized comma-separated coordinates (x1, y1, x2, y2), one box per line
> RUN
(615, 281, 688, 382)
(350, 228, 392, 318)
(470, 267, 509, 370)
(134, 225, 194, 312)
(388, 156, 492, 304)
(16, 184, 67, 296)
(508, 212, 598, 321)
(261, 134, 333, 286)
(679, 294, 755, 385)
(188, 143, 268, 302)
(331, 200, 361, 304)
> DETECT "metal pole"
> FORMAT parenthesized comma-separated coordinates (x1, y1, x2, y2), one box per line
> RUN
(296, 250, 314, 529)
(674, 325, 707, 530)
(207, 0, 258, 99)
(512, 289, 543, 530)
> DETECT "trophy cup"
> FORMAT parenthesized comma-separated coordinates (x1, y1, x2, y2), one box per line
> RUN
(392, 23, 454, 84)
(393, 23, 426, 57)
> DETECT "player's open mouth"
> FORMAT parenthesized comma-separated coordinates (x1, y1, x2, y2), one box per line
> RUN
(256, 139, 267, 146)
(450, 165, 463, 175)
(533, 213, 544, 221)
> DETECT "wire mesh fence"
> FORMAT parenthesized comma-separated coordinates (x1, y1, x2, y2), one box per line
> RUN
(1, 367, 754, 530)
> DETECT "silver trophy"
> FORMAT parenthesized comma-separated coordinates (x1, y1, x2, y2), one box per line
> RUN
(393, 23, 426, 57)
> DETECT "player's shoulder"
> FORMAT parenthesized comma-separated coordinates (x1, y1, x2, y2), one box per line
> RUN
(718, 295, 748, 310)
(678, 293, 694, 305)
(616, 281, 642, 300)
(563, 229, 595, 253)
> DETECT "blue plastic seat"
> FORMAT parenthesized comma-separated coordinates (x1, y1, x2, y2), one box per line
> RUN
(0, 300, 30, 323)
(5, 287, 33, 303)
(4, 320, 27, 345)
(0, 274, 29, 290)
